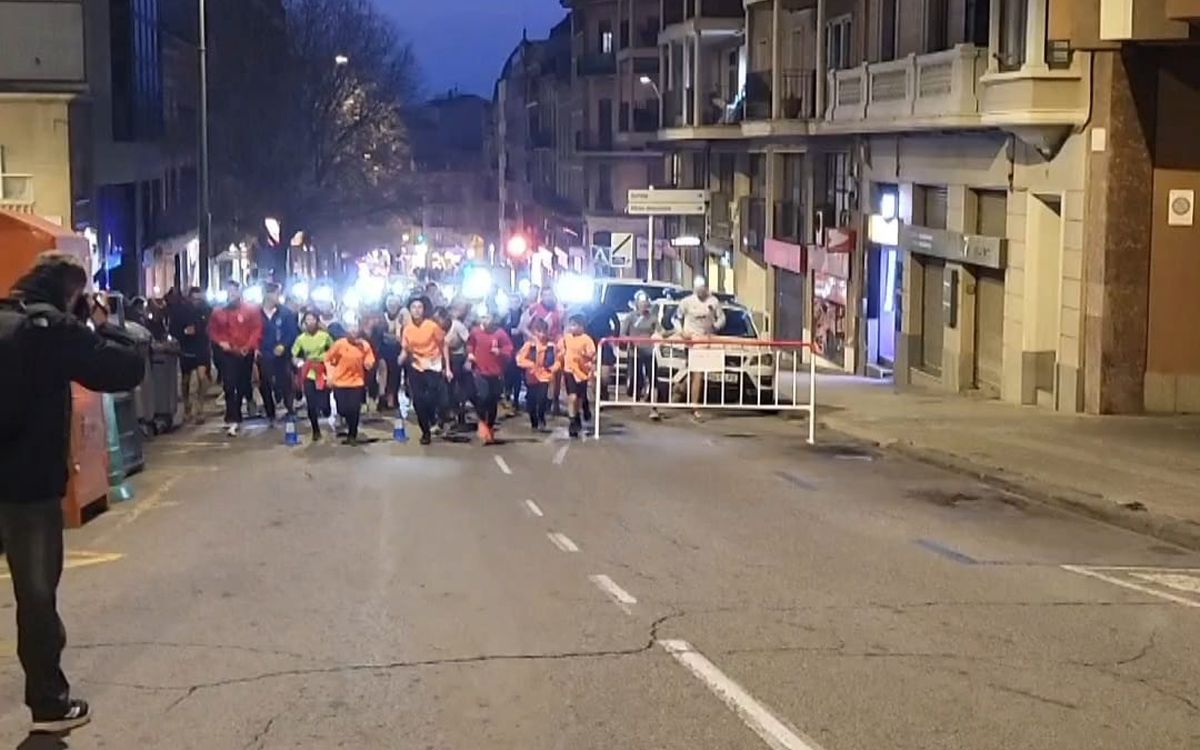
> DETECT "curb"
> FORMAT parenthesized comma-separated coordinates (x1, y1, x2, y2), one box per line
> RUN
(819, 415, 1200, 554)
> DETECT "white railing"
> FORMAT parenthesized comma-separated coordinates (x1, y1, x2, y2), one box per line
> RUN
(593, 336, 818, 444)
(826, 44, 986, 125)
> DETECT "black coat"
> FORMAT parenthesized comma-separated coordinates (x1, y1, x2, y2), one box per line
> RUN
(0, 277, 144, 504)
(170, 302, 212, 366)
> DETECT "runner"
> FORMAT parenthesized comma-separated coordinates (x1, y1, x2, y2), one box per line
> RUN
(292, 311, 335, 441)
(522, 287, 564, 413)
(377, 293, 408, 410)
(258, 282, 299, 425)
(401, 297, 451, 445)
(673, 276, 726, 421)
(516, 317, 556, 432)
(445, 302, 473, 429)
(560, 313, 597, 438)
(620, 291, 662, 419)
(325, 320, 376, 446)
(208, 280, 264, 436)
(467, 307, 514, 445)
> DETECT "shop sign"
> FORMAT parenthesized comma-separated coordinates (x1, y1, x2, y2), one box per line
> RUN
(810, 246, 850, 280)
(825, 226, 856, 253)
(765, 238, 805, 274)
(899, 224, 1006, 269)
(813, 271, 848, 306)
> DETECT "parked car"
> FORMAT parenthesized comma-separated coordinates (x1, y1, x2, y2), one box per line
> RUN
(649, 301, 777, 405)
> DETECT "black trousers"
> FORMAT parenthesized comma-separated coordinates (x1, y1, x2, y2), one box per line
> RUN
(475, 374, 503, 428)
(627, 347, 653, 399)
(505, 358, 524, 405)
(526, 381, 549, 428)
(302, 379, 329, 435)
(409, 369, 443, 438)
(448, 354, 472, 423)
(334, 387, 364, 438)
(0, 502, 69, 718)
(218, 350, 255, 424)
(378, 347, 402, 410)
(257, 355, 294, 420)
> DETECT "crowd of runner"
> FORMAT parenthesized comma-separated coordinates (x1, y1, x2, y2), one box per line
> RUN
(165, 279, 597, 446)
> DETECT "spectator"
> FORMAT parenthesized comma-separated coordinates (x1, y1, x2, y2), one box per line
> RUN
(170, 286, 213, 424)
(258, 282, 299, 424)
(0, 252, 144, 734)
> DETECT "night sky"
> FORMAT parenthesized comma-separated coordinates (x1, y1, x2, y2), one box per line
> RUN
(381, 0, 566, 99)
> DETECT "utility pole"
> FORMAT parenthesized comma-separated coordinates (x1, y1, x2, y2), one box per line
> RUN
(197, 0, 212, 289)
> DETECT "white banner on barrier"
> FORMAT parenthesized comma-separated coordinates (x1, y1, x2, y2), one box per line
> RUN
(688, 348, 726, 372)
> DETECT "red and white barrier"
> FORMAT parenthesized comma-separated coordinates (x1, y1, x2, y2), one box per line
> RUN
(593, 336, 817, 444)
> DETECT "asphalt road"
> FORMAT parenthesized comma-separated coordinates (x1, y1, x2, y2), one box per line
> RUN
(0, 407, 1198, 749)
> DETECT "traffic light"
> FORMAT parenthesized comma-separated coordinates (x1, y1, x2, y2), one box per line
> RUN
(506, 234, 529, 259)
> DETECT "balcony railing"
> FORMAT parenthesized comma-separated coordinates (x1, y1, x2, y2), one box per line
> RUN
(827, 44, 987, 125)
(773, 201, 806, 243)
(780, 70, 816, 120)
(576, 53, 617, 76)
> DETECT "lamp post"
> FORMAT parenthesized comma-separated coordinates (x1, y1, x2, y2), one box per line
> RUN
(197, 0, 211, 288)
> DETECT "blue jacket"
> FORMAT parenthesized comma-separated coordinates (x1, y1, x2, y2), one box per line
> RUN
(260, 304, 300, 358)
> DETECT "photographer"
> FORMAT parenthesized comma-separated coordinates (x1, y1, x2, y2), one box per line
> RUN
(0, 252, 145, 734)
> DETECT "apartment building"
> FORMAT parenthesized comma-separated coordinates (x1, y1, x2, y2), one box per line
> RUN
(566, 0, 667, 279)
(0, 0, 88, 227)
(496, 20, 583, 266)
(654, 0, 1200, 414)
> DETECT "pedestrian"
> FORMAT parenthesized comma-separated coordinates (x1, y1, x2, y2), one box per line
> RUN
(620, 291, 661, 419)
(502, 294, 527, 411)
(560, 313, 597, 438)
(467, 307, 514, 445)
(208, 279, 264, 436)
(585, 303, 620, 418)
(400, 296, 450, 445)
(171, 286, 213, 424)
(324, 320, 376, 446)
(292, 311, 335, 441)
(445, 302, 472, 429)
(516, 317, 556, 432)
(377, 293, 407, 411)
(258, 282, 299, 425)
(672, 276, 726, 421)
(521, 287, 564, 412)
(0, 252, 144, 734)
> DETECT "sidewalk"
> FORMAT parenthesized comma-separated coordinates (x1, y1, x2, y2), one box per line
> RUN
(805, 375, 1200, 550)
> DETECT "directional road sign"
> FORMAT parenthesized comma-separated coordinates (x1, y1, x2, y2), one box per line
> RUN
(627, 189, 708, 216)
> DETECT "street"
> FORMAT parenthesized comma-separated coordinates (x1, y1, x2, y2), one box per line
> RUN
(0, 412, 1197, 749)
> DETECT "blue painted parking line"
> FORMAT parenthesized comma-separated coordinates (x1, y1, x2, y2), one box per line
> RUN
(915, 538, 980, 565)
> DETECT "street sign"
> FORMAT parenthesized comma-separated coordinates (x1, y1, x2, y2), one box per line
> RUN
(627, 189, 707, 216)
(610, 232, 634, 268)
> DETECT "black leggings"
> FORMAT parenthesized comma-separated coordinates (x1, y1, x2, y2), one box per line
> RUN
(303, 380, 330, 435)
(475, 375, 503, 428)
(409, 369, 443, 438)
(526, 381, 549, 428)
(334, 387, 364, 439)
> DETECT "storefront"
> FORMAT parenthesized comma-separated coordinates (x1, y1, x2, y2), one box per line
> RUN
(810, 229, 852, 369)
(865, 187, 902, 378)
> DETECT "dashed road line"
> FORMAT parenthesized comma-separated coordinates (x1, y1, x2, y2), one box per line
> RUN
(553, 444, 570, 466)
(589, 574, 637, 614)
(659, 639, 825, 750)
(547, 532, 579, 553)
(523, 499, 545, 517)
(494, 456, 513, 475)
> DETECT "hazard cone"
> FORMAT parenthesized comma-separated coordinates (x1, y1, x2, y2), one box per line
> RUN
(284, 415, 300, 446)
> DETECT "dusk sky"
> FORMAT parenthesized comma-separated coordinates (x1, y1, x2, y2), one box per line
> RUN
(381, 0, 567, 99)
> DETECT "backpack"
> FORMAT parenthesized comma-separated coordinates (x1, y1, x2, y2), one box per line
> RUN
(0, 301, 56, 444)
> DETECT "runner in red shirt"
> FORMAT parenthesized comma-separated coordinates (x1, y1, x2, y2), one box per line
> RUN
(467, 307, 514, 445)
(208, 280, 264, 435)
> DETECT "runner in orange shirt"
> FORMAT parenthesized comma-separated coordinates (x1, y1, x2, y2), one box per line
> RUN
(324, 320, 376, 446)
(401, 296, 450, 445)
(559, 313, 597, 438)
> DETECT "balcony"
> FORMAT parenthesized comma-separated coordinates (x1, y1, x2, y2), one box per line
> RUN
(826, 45, 988, 130)
(781, 70, 817, 119)
(978, 58, 1090, 148)
(576, 53, 616, 77)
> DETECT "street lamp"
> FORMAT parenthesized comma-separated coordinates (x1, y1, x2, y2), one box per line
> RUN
(197, 0, 211, 288)
(334, 54, 350, 66)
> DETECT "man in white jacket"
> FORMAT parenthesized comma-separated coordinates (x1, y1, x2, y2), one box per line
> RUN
(673, 277, 726, 420)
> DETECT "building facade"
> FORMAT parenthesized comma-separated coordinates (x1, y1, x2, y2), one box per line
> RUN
(650, 0, 1200, 414)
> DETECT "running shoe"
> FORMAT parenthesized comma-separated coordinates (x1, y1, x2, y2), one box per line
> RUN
(31, 699, 91, 734)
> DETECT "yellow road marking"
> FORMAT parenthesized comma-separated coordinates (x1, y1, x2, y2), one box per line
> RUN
(0, 550, 125, 580)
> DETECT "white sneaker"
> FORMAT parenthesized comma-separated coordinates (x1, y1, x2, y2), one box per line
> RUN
(649, 408, 660, 421)
(226, 423, 239, 437)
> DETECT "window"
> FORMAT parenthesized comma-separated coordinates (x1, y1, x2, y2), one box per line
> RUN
(879, 0, 898, 62)
(825, 16, 852, 71)
(913, 184, 948, 229)
(596, 164, 613, 211)
(998, 0, 1027, 71)
(926, 0, 949, 52)
(825, 152, 852, 226)
(599, 21, 614, 54)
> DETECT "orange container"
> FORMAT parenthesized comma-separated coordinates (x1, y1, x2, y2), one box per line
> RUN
(1, 211, 111, 526)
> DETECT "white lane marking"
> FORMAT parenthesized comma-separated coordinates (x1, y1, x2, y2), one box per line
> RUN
(523, 499, 545, 517)
(553, 444, 570, 465)
(547, 532, 579, 553)
(494, 456, 513, 475)
(1061, 565, 1200, 608)
(589, 574, 637, 614)
(659, 640, 825, 750)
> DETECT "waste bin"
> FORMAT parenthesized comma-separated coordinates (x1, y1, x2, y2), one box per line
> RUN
(123, 320, 156, 432)
(111, 391, 145, 476)
(150, 341, 181, 432)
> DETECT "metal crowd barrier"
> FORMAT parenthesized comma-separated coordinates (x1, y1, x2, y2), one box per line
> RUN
(593, 336, 817, 444)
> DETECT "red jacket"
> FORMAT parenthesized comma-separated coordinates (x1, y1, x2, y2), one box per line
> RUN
(467, 327, 514, 377)
(209, 302, 264, 354)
